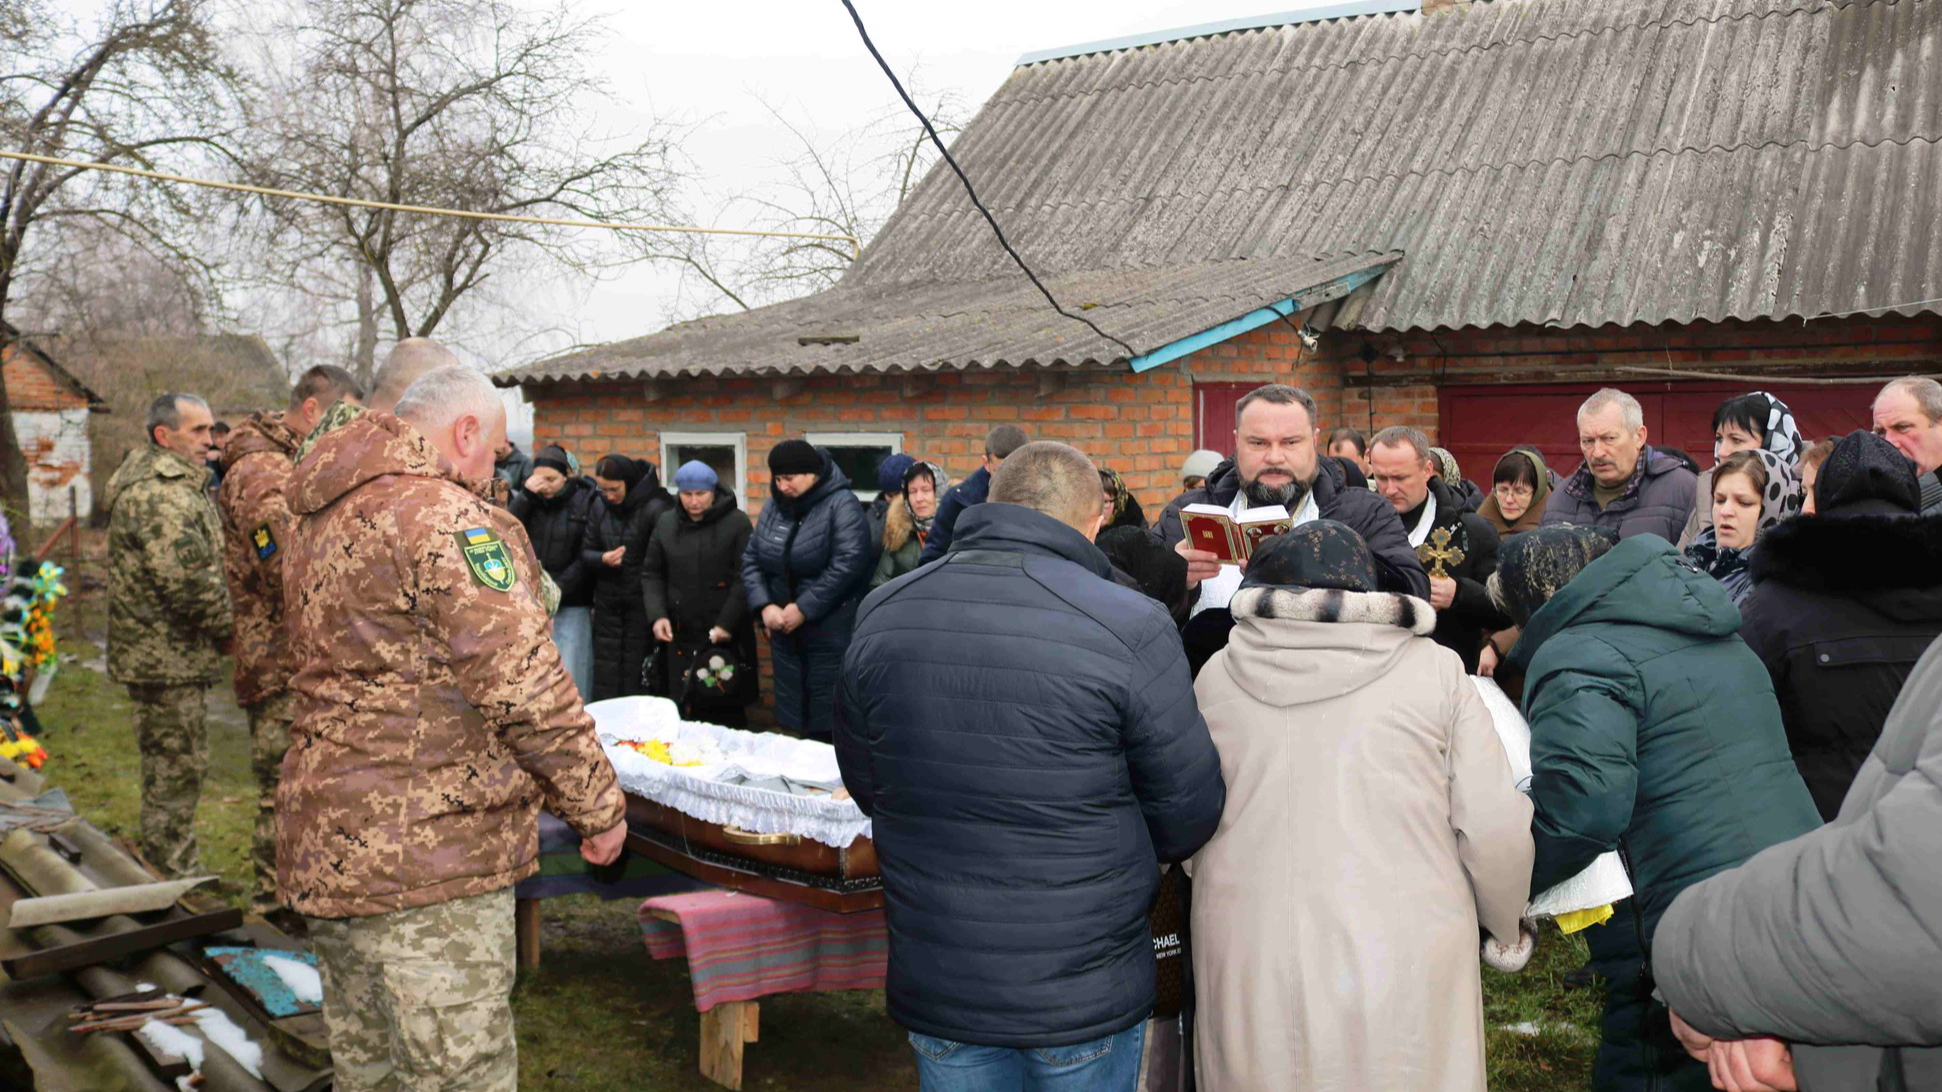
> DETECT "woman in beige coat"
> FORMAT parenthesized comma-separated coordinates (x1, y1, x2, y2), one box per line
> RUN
(1188, 521, 1535, 1092)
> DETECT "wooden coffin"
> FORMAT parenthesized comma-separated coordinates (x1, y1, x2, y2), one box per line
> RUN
(622, 793, 882, 913)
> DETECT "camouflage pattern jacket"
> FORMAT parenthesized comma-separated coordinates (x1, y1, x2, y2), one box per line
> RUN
(217, 412, 301, 706)
(280, 412, 624, 918)
(105, 446, 233, 686)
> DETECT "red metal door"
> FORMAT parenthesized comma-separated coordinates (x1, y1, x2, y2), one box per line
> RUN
(1439, 381, 1877, 480)
(1195, 382, 1261, 452)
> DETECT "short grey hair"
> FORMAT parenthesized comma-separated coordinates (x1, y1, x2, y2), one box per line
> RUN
(990, 441, 1101, 530)
(1234, 383, 1319, 429)
(370, 338, 461, 413)
(1876, 376, 1942, 423)
(1579, 388, 1644, 431)
(146, 392, 209, 441)
(1369, 426, 1433, 463)
(394, 365, 503, 432)
(985, 425, 1029, 460)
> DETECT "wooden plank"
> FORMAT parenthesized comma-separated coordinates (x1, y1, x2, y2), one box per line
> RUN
(741, 1002, 760, 1044)
(698, 1001, 748, 1091)
(515, 898, 541, 971)
(623, 832, 883, 914)
(0, 908, 244, 980)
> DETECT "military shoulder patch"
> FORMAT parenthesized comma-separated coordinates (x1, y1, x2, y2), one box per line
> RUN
(252, 523, 278, 560)
(454, 527, 517, 592)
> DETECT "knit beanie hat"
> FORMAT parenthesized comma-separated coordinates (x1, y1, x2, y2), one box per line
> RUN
(1181, 449, 1223, 480)
(672, 459, 719, 493)
(877, 453, 916, 495)
(533, 444, 571, 476)
(1240, 520, 1378, 593)
(1814, 430, 1920, 515)
(1488, 525, 1615, 627)
(767, 439, 822, 476)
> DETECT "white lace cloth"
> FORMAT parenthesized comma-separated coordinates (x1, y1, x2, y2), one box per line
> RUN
(1470, 678, 1635, 919)
(588, 696, 872, 849)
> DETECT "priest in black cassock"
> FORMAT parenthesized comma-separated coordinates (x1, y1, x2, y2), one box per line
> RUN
(1367, 427, 1510, 673)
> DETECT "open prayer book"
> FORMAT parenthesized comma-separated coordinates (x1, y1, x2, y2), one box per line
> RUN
(1469, 677, 1634, 928)
(1180, 503, 1293, 564)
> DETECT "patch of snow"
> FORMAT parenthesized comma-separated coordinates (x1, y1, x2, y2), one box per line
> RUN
(191, 1007, 264, 1078)
(136, 1019, 205, 1069)
(1500, 1022, 1543, 1037)
(262, 953, 323, 1005)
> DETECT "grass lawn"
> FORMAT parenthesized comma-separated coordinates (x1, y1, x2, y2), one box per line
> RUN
(33, 582, 1599, 1090)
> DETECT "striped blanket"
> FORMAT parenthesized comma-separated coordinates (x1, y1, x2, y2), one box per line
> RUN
(638, 890, 888, 1011)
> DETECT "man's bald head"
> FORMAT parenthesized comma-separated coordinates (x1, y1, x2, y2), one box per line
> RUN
(990, 441, 1105, 538)
(369, 338, 461, 414)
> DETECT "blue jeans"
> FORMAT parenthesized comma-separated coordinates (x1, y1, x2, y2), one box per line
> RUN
(551, 606, 593, 700)
(909, 1023, 1145, 1092)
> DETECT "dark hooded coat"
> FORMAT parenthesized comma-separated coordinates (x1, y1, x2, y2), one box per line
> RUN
(642, 490, 757, 711)
(581, 463, 674, 699)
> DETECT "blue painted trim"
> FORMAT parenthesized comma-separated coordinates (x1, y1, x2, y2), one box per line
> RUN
(1127, 265, 1390, 374)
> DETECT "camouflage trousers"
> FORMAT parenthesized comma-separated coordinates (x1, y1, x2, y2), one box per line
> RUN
(126, 682, 209, 878)
(246, 692, 293, 914)
(307, 888, 518, 1092)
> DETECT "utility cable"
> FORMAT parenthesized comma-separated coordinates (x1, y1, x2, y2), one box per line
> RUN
(0, 149, 862, 256)
(837, 0, 1137, 358)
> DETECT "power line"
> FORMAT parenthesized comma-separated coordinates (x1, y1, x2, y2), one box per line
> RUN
(836, 0, 1137, 358)
(0, 149, 862, 256)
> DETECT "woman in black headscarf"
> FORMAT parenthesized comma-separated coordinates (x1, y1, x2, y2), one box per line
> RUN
(581, 454, 673, 700)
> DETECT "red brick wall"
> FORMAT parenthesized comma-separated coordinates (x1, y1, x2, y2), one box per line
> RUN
(2, 347, 90, 411)
(529, 322, 1360, 521)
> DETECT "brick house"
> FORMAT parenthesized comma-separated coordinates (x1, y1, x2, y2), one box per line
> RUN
(506, 0, 1942, 516)
(1, 325, 107, 526)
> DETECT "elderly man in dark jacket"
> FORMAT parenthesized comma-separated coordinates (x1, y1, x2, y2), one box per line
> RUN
(1654, 633, 1942, 1092)
(1739, 430, 1942, 820)
(837, 441, 1224, 1091)
(1542, 388, 1697, 540)
(744, 440, 873, 741)
(917, 424, 1028, 566)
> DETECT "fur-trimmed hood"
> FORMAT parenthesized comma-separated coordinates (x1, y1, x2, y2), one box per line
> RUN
(1752, 511, 1942, 617)
(1222, 586, 1437, 707)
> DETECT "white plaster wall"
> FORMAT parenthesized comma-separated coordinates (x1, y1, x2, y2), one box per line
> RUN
(11, 409, 92, 525)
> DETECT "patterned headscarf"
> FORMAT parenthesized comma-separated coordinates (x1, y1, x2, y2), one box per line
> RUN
(1683, 449, 1800, 604)
(1099, 467, 1134, 526)
(1429, 447, 1463, 485)
(1741, 391, 1805, 469)
(903, 460, 951, 537)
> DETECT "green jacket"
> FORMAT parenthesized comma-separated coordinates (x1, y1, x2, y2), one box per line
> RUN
(1508, 535, 1818, 935)
(105, 445, 233, 685)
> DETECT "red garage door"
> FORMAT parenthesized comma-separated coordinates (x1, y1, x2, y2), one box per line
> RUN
(1439, 381, 1878, 480)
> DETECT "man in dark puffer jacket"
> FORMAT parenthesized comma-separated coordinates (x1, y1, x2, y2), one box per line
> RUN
(838, 442, 1224, 1090)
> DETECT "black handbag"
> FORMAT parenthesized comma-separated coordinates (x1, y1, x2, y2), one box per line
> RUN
(640, 645, 667, 696)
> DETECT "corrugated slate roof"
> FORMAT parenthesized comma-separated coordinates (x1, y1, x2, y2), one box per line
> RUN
(514, 252, 1396, 382)
(510, 0, 1942, 383)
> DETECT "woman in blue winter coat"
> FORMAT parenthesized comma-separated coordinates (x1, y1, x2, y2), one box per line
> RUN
(742, 440, 874, 740)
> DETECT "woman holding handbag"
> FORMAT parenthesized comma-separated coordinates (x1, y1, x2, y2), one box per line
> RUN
(644, 461, 758, 727)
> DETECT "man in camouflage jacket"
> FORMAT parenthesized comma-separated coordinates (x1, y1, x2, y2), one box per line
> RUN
(217, 366, 362, 914)
(281, 365, 624, 1092)
(106, 393, 233, 878)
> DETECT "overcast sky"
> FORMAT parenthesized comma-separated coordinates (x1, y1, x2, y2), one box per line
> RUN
(551, 1, 1350, 348)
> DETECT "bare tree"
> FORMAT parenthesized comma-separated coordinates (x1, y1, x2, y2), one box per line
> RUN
(0, 0, 238, 519)
(661, 83, 968, 323)
(239, 0, 685, 385)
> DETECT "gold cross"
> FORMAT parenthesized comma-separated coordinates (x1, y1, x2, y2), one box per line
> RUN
(1417, 526, 1466, 578)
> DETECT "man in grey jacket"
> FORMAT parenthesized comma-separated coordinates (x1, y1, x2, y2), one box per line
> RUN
(1652, 635, 1942, 1092)
(1541, 388, 1697, 541)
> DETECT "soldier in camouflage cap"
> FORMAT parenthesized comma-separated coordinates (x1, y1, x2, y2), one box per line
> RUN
(217, 365, 363, 916)
(106, 393, 234, 878)
(282, 365, 625, 1092)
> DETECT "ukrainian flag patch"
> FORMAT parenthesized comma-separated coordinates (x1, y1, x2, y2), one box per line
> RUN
(454, 527, 516, 592)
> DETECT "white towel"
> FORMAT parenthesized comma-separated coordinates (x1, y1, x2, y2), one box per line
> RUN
(1470, 677, 1635, 918)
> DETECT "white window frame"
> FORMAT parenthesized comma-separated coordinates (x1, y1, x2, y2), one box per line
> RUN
(660, 430, 748, 509)
(805, 431, 904, 501)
